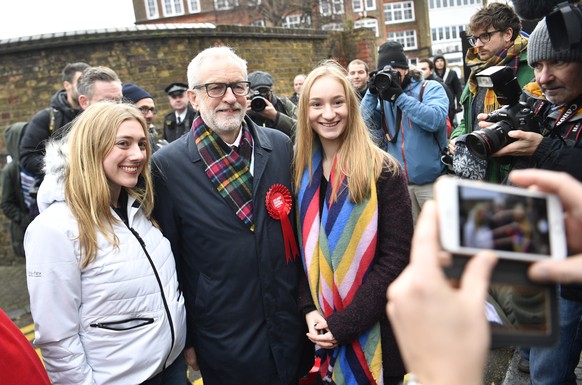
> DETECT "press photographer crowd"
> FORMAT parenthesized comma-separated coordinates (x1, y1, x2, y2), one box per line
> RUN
(3, 0, 582, 385)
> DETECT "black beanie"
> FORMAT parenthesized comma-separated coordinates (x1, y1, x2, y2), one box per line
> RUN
(122, 83, 153, 103)
(377, 41, 409, 70)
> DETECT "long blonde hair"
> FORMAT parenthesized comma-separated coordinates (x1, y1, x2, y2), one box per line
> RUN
(293, 59, 400, 203)
(64, 101, 154, 268)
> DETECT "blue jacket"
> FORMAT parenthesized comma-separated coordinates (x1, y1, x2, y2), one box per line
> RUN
(361, 76, 448, 185)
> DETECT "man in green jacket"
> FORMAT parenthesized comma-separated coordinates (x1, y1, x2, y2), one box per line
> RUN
(448, 2, 534, 183)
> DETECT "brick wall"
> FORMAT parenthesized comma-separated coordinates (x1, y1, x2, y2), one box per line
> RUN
(0, 24, 376, 134)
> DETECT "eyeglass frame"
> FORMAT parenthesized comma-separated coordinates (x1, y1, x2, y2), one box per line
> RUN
(137, 106, 157, 114)
(192, 81, 251, 98)
(467, 29, 504, 46)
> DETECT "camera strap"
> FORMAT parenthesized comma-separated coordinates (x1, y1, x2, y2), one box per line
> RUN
(380, 101, 402, 143)
(550, 94, 582, 139)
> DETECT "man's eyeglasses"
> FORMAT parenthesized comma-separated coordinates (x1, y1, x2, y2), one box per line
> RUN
(138, 106, 156, 114)
(192, 82, 251, 98)
(467, 30, 504, 46)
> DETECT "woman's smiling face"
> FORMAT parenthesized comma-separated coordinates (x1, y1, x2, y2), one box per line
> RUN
(308, 75, 348, 146)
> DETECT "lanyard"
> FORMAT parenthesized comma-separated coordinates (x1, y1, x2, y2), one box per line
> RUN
(553, 94, 582, 130)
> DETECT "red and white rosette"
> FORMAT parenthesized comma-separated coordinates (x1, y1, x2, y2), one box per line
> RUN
(266, 184, 299, 263)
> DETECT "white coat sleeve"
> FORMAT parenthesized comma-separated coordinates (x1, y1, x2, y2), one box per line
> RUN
(25, 217, 95, 385)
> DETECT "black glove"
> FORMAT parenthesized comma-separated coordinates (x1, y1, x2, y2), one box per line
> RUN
(379, 78, 403, 102)
(367, 71, 379, 95)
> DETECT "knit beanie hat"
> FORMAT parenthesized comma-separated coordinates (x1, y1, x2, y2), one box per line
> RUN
(377, 41, 409, 70)
(122, 83, 153, 103)
(528, 18, 582, 65)
(248, 71, 275, 89)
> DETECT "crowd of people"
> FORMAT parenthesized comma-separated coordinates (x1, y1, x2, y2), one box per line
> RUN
(2, 1, 582, 384)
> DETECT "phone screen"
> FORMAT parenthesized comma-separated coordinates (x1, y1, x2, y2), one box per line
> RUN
(458, 185, 551, 256)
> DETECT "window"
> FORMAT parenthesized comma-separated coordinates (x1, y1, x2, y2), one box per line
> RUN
(163, 0, 184, 16)
(352, 0, 376, 12)
(145, 0, 159, 19)
(251, 19, 266, 26)
(320, 0, 344, 16)
(283, 14, 303, 28)
(354, 18, 379, 37)
(321, 0, 331, 16)
(188, 0, 201, 13)
(214, 0, 239, 11)
(430, 25, 466, 42)
(429, 0, 480, 8)
(387, 30, 417, 50)
(333, 0, 345, 14)
(384, 1, 414, 24)
(321, 23, 344, 31)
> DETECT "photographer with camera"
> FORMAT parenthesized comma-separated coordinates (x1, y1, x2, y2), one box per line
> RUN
(246, 70, 297, 140)
(471, 17, 582, 384)
(361, 41, 449, 224)
(448, 3, 534, 183)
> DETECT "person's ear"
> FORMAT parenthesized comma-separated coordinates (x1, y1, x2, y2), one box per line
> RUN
(188, 89, 199, 110)
(78, 95, 89, 110)
(504, 28, 513, 43)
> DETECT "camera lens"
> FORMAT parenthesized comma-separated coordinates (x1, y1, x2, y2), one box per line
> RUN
(250, 95, 267, 112)
(465, 121, 514, 160)
(373, 72, 392, 92)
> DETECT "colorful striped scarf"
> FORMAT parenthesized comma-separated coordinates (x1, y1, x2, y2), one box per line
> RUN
(466, 34, 528, 114)
(193, 116, 254, 229)
(297, 146, 382, 385)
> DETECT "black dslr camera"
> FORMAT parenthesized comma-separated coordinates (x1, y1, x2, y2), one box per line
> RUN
(465, 66, 538, 160)
(250, 91, 268, 112)
(370, 65, 401, 99)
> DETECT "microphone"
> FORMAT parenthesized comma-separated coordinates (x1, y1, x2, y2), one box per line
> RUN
(511, 0, 573, 20)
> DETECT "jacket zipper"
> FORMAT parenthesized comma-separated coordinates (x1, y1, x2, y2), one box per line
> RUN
(128, 225, 176, 370)
(90, 317, 154, 330)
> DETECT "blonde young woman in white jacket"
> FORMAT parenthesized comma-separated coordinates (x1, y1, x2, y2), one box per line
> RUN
(25, 102, 187, 385)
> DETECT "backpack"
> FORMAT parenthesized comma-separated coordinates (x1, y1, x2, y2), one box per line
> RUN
(1, 122, 31, 257)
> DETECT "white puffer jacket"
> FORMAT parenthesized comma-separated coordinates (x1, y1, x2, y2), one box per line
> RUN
(25, 138, 186, 385)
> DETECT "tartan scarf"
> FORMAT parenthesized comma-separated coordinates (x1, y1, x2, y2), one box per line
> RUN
(297, 145, 382, 385)
(466, 34, 528, 114)
(193, 116, 254, 229)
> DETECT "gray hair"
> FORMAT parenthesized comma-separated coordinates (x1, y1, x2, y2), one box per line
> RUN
(187, 46, 248, 89)
(76, 66, 121, 100)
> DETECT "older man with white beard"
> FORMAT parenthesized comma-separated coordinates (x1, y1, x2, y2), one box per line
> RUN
(151, 46, 312, 385)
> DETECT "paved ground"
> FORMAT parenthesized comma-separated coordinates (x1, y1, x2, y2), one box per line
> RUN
(0, 259, 32, 328)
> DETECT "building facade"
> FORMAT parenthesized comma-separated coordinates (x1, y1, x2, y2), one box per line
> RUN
(132, 0, 432, 69)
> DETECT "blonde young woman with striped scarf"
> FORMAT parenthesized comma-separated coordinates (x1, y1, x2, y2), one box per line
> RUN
(293, 60, 413, 385)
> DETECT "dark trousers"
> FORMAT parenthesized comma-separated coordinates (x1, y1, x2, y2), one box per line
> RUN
(141, 355, 188, 385)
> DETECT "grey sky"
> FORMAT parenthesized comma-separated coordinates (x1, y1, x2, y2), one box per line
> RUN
(1, 0, 136, 39)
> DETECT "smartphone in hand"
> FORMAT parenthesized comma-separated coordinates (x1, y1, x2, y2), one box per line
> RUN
(434, 176, 565, 347)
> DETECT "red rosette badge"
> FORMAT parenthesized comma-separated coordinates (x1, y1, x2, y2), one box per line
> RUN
(266, 184, 299, 263)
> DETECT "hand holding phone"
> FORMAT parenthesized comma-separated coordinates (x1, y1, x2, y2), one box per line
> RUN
(435, 176, 566, 262)
(433, 176, 565, 347)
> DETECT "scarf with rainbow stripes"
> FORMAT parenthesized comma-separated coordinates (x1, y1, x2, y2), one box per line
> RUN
(297, 146, 382, 385)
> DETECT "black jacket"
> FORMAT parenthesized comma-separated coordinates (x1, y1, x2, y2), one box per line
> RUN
(19, 89, 80, 176)
(434, 56, 463, 108)
(162, 105, 197, 143)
